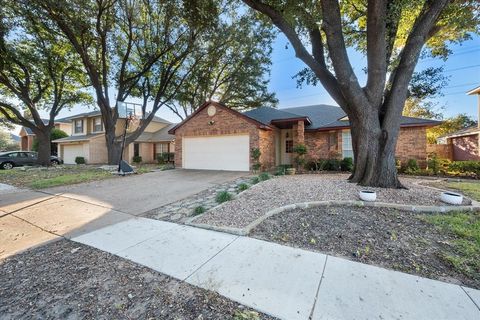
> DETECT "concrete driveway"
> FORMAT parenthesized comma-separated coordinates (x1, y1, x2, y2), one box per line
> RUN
(44, 169, 246, 215)
(0, 169, 245, 259)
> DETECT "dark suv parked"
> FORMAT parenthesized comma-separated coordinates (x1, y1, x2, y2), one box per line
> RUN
(0, 151, 63, 169)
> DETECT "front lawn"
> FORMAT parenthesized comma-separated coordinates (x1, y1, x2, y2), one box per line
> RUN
(0, 164, 164, 189)
(0, 165, 116, 189)
(251, 206, 480, 289)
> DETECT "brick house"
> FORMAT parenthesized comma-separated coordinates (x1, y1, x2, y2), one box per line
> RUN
(19, 119, 72, 152)
(435, 86, 480, 161)
(53, 110, 175, 164)
(169, 101, 440, 171)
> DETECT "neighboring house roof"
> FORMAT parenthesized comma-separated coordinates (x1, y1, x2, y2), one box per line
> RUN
(467, 86, 480, 95)
(136, 123, 176, 142)
(438, 126, 480, 140)
(244, 104, 441, 131)
(21, 117, 71, 135)
(66, 110, 171, 124)
(52, 134, 103, 143)
(10, 133, 20, 142)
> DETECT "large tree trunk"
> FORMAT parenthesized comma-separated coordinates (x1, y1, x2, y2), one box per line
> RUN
(348, 113, 403, 188)
(36, 130, 52, 166)
(105, 129, 123, 165)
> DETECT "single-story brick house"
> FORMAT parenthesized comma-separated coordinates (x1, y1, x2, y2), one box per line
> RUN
(53, 110, 175, 164)
(436, 85, 480, 161)
(169, 101, 440, 171)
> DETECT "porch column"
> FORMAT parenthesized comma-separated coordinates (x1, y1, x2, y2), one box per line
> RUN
(296, 120, 304, 145)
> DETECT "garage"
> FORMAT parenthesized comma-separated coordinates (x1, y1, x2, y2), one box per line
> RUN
(62, 144, 86, 164)
(183, 135, 250, 171)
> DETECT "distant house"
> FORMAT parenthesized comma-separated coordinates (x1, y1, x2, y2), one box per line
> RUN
(169, 101, 440, 171)
(9, 133, 20, 143)
(18, 119, 72, 152)
(53, 110, 175, 164)
(437, 86, 480, 161)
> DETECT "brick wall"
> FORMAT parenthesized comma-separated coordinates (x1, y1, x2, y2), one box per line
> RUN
(139, 143, 154, 163)
(305, 126, 428, 164)
(174, 104, 266, 169)
(258, 129, 276, 169)
(426, 144, 452, 160)
(88, 136, 108, 164)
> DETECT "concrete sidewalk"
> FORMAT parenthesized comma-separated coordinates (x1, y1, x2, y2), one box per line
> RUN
(72, 217, 480, 320)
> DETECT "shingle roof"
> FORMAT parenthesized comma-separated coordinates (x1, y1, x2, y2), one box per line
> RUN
(10, 133, 20, 142)
(52, 134, 102, 143)
(136, 123, 176, 142)
(67, 110, 171, 124)
(243, 104, 441, 130)
(439, 126, 480, 139)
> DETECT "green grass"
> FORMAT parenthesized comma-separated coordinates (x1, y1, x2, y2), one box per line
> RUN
(421, 211, 480, 277)
(444, 182, 480, 202)
(215, 191, 233, 204)
(29, 170, 112, 189)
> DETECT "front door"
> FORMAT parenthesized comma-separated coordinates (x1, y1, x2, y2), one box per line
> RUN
(281, 129, 293, 165)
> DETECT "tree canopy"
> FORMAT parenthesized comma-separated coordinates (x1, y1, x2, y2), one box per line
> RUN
(243, 0, 479, 187)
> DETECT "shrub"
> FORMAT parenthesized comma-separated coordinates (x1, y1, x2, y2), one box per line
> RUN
(75, 156, 86, 164)
(305, 160, 318, 171)
(237, 183, 249, 192)
(340, 157, 353, 172)
(252, 163, 261, 171)
(293, 144, 308, 169)
(258, 172, 271, 181)
(404, 158, 419, 174)
(448, 161, 480, 178)
(157, 152, 173, 164)
(275, 165, 289, 175)
(132, 155, 142, 163)
(250, 176, 260, 184)
(324, 158, 341, 171)
(216, 191, 233, 203)
(193, 206, 206, 215)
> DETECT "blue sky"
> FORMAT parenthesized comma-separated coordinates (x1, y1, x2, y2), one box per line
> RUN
(26, 32, 480, 129)
(269, 33, 480, 119)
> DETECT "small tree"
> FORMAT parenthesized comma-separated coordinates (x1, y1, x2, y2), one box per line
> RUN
(251, 147, 261, 172)
(293, 144, 307, 170)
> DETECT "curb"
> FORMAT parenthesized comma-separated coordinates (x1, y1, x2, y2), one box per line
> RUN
(187, 200, 480, 237)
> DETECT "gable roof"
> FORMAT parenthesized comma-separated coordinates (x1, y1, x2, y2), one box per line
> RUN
(168, 101, 272, 134)
(66, 110, 171, 124)
(438, 126, 480, 139)
(244, 104, 441, 130)
(467, 86, 480, 95)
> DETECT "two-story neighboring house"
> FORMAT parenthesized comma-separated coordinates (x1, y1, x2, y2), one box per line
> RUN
(53, 110, 175, 164)
(19, 119, 72, 152)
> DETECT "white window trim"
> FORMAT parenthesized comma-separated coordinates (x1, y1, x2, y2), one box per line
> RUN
(73, 119, 84, 135)
(342, 129, 354, 159)
(92, 117, 104, 133)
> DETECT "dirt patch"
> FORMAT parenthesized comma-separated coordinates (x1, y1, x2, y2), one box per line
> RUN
(0, 239, 274, 320)
(194, 174, 470, 229)
(251, 206, 479, 289)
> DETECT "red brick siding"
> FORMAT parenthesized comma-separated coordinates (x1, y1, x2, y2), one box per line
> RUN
(259, 129, 276, 169)
(174, 104, 264, 169)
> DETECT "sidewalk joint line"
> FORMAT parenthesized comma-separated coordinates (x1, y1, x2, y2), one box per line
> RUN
(308, 255, 329, 320)
(461, 286, 480, 311)
(0, 195, 58, 219)
(183, 235, 240, 282)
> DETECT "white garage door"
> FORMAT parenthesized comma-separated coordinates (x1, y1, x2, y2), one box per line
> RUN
(62, 144, 85, 164)
(183, 135, 250, 171)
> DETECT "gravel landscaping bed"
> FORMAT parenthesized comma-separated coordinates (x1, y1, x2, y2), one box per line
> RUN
(0, 239, 274, 320)
(194, 174, 470, 229)
(251, 206, 480, 290)
(142, 176, 251, 223)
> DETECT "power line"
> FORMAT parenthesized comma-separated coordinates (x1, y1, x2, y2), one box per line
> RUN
(444, 64, 480, 73)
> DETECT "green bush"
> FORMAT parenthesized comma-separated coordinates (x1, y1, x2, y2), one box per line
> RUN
(322, 158, 341, 171)
(293, 144, 307, 155)
(75, 156, 86, 164)
(258, 172, 271, 181)
(448, 161, 480, 178)
(193, 206, 206, 215)
(237, 183, 249, 192)
(252, 163, 261, 171)
(157, 152, 174, 164)
(250, 176, 260, 184)
(216, 191, 233, 203)
(132, 155, 142, 163)
(404, 158, 419, 174)
(251, 148, 261, 161)
(340, 157, 353, 172)
(275, 165, 289, 175)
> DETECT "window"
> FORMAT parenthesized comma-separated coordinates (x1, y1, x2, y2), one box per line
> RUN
(134, 143, 140, 157)
(285, 140, 293, 153)
(93, 117, 103, 132)
(328, 132, 337, 149)
(342, 130, 354, 158)
(74, 120, 84, 134)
